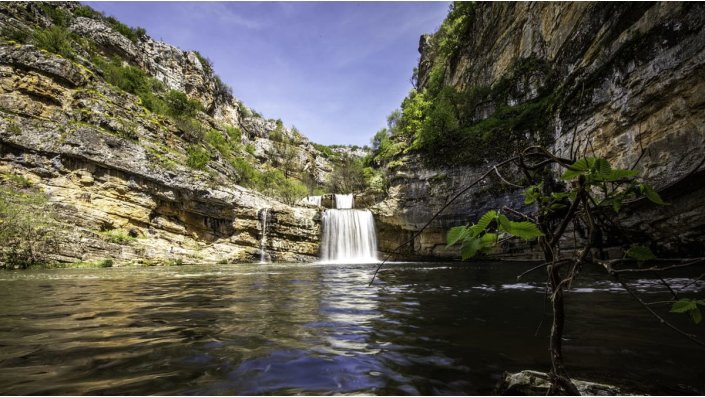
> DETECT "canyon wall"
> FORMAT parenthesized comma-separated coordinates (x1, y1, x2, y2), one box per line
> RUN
(0, 2, 325, 266)
(373, 2, 705, 259)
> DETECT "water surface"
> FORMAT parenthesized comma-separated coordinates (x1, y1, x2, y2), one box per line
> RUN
(0, 262, 703, 395)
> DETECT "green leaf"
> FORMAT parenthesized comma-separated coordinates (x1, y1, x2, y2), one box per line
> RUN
(607, 168, 638, 181)
(480, 232, 498, 246)
(641, 184, 668, 205)
(690, 308, 702, 324)
(696, 300, 705, 307)
(551, 192, 571, 200)
(670, 299, 696, 313)
(497, 214, 512, 232)
(460, 237, 482, 260)
(474, 210, 497, 232)
(548, 203, 567, 211)
(612, 197, 622, 213)
(625, 245, 656, 261)
(561, 168, 581, 181)
(523, 183, 543, 205)
(594, 158, 612, 179)
(447, 226, 469, 247)
(497, 217, 544, 240)
(561, 158, 594, 180)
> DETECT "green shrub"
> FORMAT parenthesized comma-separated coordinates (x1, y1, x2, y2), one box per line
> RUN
(74, 5, 100, 18)
(0, 186, 62, 268)
(174, 116, 205, 142)
(312, 143, 334, 159)
(165, 90, 202, 118)
(363, 167, 387, 193)
(230, 157, 260, 186)
(117, 126, 139, 141)
(106, 16, 139, 43)
(186, 145, 210, 170)
(138, 89, 168, 114)
(193, 51, 213, 74)
(213, 75, 232, 99)
(33, 26, 74, 58)
(1, 26, 31, 44)
(40, 4, 71, 27)
(225, 126, 242, 141)
(3, 174, 33, 188)
(93, 56, 168, 114)
(98, 258, 114, 267)
(245, 143, 256, 155)
(205, 129, 231, 157)
(239, 105, 253, 118)
(396, 52, 557, 166)
(99, 229, 135, 245)
(434, 2, 476, 59)
(256, 168, 308, 205)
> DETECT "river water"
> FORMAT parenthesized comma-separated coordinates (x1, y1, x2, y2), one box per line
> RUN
(0, 262, 703, 395)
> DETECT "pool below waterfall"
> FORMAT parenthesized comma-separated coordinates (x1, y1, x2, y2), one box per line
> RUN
(0, 261, 703, 395)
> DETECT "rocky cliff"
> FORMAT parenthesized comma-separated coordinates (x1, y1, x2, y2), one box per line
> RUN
(0, 2, 328, 266)
(373, 2, 705, 259)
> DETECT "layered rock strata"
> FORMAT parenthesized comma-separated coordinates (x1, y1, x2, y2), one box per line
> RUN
(373, 2, 705, 259)
(0, 3, 325, 265)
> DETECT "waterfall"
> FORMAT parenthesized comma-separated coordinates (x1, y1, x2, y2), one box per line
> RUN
(335, 193, 354, 209)
(303, 196, 322, 206)
(259, 208, 270, 263)
(320, 194, 378, 263)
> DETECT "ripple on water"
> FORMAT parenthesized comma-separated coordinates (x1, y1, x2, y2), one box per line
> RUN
(0, 262, 703, 395)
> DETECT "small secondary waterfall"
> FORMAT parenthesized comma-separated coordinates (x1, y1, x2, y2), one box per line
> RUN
(334, 193, 354, 209)
(259, 208, 270, 263)
(303, 196, 322, 206)
(320, 194, 378, 263)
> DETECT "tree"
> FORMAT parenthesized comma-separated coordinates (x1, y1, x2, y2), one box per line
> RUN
(371, 145, 704, 394)
(328, 155, 366, 194)
(0, 184, 63, 268)
(269, 124, 299, 179)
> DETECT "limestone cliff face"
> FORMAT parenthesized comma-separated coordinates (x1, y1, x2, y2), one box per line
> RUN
(374, 2, 705, 259)
(0, 2, 325, 266)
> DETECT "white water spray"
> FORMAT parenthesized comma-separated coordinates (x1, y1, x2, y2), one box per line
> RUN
(303, 196, 322, 206)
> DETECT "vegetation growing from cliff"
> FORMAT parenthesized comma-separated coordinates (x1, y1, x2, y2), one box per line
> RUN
(0, 180, 62, 269)
(0, 2, 322, 206)
(381, 2, 558, 168)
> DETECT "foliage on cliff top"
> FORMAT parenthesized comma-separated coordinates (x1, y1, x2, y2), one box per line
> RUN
(1, 2, 320, 205)
(385, 2, 558, 168)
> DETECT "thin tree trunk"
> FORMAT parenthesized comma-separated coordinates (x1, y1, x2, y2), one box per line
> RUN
(547, 264, 580, 395)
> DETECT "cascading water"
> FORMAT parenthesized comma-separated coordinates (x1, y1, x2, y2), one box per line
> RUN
(259, 208, 270, 263)
(303, 196, 322, 206)
(320, 194, 378, 263)
(334, 193, 354, 209)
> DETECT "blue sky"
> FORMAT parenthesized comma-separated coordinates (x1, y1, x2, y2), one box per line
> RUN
(84, 2, 450, 146)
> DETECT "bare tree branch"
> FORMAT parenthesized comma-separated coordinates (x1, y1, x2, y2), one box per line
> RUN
(602, 262, 705, 348)
(369, 156, 521, 286)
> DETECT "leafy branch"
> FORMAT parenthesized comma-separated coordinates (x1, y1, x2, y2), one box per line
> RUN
(444, 151, 704, 393)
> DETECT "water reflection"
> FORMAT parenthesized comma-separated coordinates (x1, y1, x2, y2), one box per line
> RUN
(0, 263, 703, 395)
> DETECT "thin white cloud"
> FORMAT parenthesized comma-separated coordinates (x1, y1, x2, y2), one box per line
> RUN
(177, 2, 266, 30)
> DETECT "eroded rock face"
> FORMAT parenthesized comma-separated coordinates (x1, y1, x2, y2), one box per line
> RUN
(0, 141, 321, 265)
(0, 4, 325, 266)
(374, 2, 705, 259)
